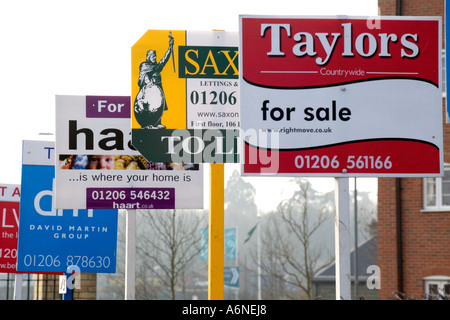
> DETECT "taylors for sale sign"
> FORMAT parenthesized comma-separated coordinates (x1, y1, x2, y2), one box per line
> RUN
(0, 184, 20, 273)
(240, 16, 443, 177)
(17, 140, 118, 273)
(55, 95, 203, 210)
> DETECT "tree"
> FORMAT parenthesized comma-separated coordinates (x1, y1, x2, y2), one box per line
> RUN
(136, 209, 207, 299)
(225, 169, 258, 217)
(260, 178, 334, 299)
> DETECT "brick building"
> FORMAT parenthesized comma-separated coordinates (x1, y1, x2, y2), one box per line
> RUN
(377, 0, 450, 299)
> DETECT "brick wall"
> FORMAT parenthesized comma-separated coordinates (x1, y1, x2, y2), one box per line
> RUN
(377, 0, 450, 299)
(34, 273, 97, 300)
(73, 273, 97, 300)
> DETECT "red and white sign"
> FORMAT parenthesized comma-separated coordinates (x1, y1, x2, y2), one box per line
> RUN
(0, 184, 20, 273)
(239, 16, 443, 177)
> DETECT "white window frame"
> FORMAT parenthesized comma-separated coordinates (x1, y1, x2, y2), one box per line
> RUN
(423, 164, 450, 212)
(424, 276, 450, 300)
(442, 49, 446, 99)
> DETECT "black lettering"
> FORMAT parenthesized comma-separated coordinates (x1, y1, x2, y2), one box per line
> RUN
(261, 100, 270, 121)
(316, 107, 329, 121)
(69, 120, 93, 150)
(304, 107, 314, 121)
(339, 107, 352, 121)
(303, 101, 351, 121)
(99, 128, 124, 150)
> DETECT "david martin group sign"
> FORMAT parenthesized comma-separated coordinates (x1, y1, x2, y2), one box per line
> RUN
(17, 140, 117, 273)
(239, 16, 443, 177)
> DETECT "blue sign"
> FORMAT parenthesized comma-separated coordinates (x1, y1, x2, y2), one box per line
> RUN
(200, 228, 208, 261)
(224, 266, 239, 288)
(225, 228, 237, 261)
(16, 141, 118, 273)
(199, 227, 237, 261)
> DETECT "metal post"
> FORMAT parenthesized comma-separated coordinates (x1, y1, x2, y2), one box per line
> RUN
(257, 217, 261, 300)
(125, 209, 136, 300)
(13, 273, 23, 300)
(353, 178, 359, 299)
(334, 177, 351, 300)
(62, 272, 73, 300)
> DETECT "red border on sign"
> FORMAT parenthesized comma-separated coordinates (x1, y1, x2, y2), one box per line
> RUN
(243, 139, 441, 176)
(241, 17, 440, 89)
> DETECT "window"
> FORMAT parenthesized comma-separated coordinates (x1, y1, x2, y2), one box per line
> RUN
(423, 164, 450, 211)
(424, 276, 450, 300)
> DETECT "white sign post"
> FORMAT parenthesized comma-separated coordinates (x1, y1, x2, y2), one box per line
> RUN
(13, 274, 23, 300)
(125, 209, 136, 300)
(334, 177, 351, 299)
(240, 15, 443, 299)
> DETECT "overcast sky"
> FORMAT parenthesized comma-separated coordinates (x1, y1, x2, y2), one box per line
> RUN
(0, 0, 378, 210)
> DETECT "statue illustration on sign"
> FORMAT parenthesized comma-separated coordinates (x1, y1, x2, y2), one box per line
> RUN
(134, 32, 174, 129)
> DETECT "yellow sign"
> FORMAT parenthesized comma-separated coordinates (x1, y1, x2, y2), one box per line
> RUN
(131, 30, 186, 130)
(131, 30, 239, 163)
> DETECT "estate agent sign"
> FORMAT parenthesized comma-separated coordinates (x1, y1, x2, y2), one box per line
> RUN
(131, 30, 240, 163)
(240, 16, 443, 177)
(55, 95, 204, 210)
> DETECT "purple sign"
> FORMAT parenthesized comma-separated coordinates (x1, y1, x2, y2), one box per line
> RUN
(86, 187, 175, 209)
(86, 96, 131, 118)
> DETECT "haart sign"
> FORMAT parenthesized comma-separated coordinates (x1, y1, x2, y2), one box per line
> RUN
(55, 95, 204, 210)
